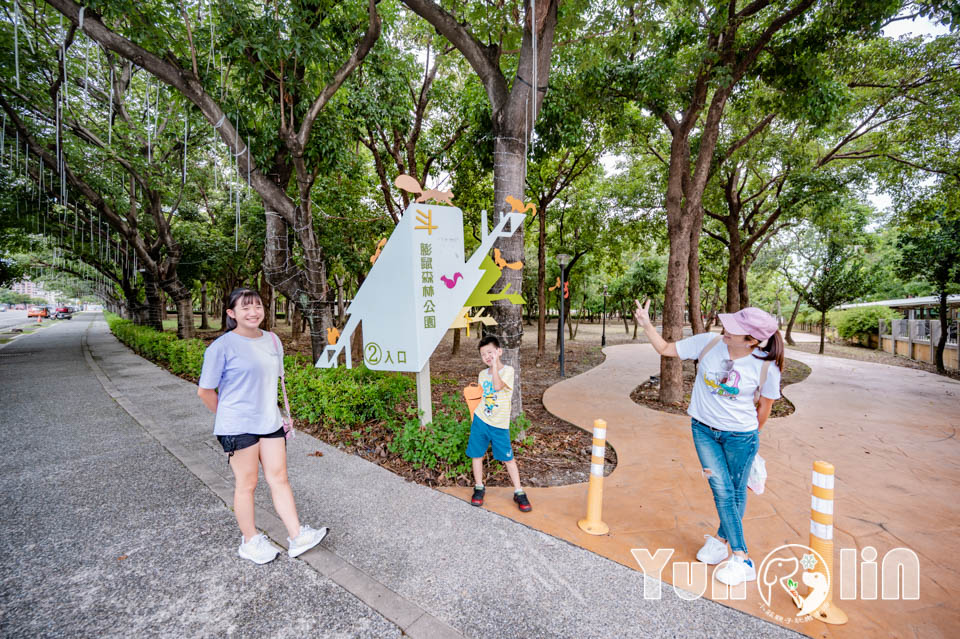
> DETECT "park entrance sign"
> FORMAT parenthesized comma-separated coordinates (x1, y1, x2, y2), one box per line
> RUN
(316, 200, 527, 422)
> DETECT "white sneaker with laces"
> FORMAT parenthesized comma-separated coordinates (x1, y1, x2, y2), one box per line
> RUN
(696, 535, 729, 565)
(238, 533, 280, 564)
(715, 555, 757, 586)
(287, 525, 329, 558)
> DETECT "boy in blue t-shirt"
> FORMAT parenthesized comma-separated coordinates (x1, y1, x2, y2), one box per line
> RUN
(466, 335, 531, 512)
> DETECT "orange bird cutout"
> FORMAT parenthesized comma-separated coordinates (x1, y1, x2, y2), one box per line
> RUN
(548, 277, 561, 291)
(369, 238, 387, 265)
(493, 248, 523, 270)
(326, 326, 341, 346)
(505, 195, 537, 219)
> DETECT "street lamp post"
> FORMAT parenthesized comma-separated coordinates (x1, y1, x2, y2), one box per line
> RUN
(601, 284, 608, 347)
(557, 254, 571, 377)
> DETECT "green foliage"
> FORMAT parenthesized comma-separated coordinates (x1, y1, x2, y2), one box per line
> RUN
(833, 306, 900, 341)
(107, 314, 206, 378)
(388, 393, 531, 477)
(283, 357, 414, 429)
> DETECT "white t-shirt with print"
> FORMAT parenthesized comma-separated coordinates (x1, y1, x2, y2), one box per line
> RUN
(474, 365, 514, 430)
(675, 332, 781, 432)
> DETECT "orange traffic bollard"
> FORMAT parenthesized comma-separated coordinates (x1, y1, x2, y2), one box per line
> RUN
(578, 419, 609, 535)
(805, 460, 848, 624)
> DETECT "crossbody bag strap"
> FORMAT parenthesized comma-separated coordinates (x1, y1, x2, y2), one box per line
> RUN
(699, 334, 722, 361)
(754, 359, 772, 404)
(269, 332, 293, 422)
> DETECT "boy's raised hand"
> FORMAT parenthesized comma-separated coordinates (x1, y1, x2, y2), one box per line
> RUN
(633, 298, 652, 327)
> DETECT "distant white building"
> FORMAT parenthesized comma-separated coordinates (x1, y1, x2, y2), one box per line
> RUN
(10, 278, 56, 304)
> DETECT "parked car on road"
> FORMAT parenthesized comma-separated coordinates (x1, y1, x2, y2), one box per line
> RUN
(55, 306, 73, 320)
(27, 306, 49, 318)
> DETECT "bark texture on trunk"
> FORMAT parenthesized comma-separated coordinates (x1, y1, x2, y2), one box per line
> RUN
(200, 281, 210, 329)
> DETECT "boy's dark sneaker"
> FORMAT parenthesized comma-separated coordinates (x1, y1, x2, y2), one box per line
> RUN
(514, 492, 532, 512)
(471, 487, 485, 507)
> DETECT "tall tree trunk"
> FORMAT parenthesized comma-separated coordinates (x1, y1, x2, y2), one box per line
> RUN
(489, 134, 527, 420)
(160, 291, 169, 320)
(688, 219, 705, 334)
(936, 291, 948, 373)
(739, 263, 749, 307)
(725, 239, 744, 312)
(200, 281, 210, 329)
(143, 276, 163, 331)
(259, 276, 274, 331)
(452, 328, 461, 355)
(705, 283, 721, 330)
(175, 297, 194, 340)
(819, 310, 826, 354)
(285, 298, 291, 326)
(291, 303, 303, 339)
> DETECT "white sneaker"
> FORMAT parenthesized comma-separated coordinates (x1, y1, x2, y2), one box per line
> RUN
(715, 555, 757, 586)
(696, 535, 729, 565)
(287, 524, 328, 558)
(238, 533, 280, 564)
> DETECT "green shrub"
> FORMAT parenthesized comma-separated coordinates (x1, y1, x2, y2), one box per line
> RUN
(834, 306, 900, 341)
(283, 356, 414, 429)
(387, 393, 532, 477)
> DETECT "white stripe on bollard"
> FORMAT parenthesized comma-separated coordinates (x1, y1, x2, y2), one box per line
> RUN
(590, 462, 604, 477)
(592, 444, 605, 458)
(593, 428, 606, 439)
(810, 520, 833, 540)
(811, 495, 834, 514)
(812, 471, 835, 489)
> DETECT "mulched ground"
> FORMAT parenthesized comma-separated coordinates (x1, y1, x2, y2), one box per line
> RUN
(630, 357, 812, 418)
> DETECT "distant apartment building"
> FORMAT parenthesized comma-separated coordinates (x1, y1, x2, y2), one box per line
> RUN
(10, 278, 56, 304)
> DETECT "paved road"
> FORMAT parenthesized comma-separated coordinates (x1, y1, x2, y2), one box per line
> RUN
(0, 314, 800, 638)
(0, 309, 29, 331)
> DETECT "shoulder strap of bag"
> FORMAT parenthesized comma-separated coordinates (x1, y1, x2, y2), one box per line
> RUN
(754, 359, 773, 404)
(269, 332, 292, 418)
(699, 334, 722, 361)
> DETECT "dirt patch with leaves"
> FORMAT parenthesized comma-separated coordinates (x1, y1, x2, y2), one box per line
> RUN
(630, 357, 811, 418)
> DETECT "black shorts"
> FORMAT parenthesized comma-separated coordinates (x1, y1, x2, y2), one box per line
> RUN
(217, 426, 286, 459)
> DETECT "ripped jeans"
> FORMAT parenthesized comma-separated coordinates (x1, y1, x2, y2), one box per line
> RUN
(690, 418, 759, 554)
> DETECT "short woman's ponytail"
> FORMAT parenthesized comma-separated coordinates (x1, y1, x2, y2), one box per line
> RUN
(224, 288, 262, 331)
(754, 330, 785, 370)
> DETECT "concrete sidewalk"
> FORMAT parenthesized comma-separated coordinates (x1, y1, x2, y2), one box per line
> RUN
(0, 314, 799, 638)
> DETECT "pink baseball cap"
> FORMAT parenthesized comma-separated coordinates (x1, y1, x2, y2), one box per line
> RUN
(717, 307, 778, 343)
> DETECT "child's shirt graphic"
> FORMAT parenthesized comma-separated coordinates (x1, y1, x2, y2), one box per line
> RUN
(475, 365, 515, 429)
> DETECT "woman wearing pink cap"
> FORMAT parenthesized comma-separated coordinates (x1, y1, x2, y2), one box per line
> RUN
(634, 301, 784, 587)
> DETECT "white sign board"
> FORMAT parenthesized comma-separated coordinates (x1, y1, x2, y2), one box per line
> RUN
(316, 204, 525, 372)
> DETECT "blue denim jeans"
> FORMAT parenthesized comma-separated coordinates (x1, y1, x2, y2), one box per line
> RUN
(690, 418, 759, 554)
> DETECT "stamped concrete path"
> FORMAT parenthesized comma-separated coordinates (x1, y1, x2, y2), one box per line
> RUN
(444, 342, 960, 639)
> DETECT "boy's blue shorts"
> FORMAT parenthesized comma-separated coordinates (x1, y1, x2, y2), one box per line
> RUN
(466, 414, 514, 461)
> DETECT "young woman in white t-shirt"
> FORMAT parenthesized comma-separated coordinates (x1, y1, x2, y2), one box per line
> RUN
(197, 288, 327, 564)
(634, 300, 784, 587)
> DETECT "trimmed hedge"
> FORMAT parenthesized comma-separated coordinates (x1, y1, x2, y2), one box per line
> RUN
(104, 315, 528, 476)
(834, 306, 900, 341)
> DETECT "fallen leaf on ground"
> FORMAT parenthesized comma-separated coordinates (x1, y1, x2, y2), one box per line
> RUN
(308, 451, 323, 457)
(118, 555, 128, 560)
